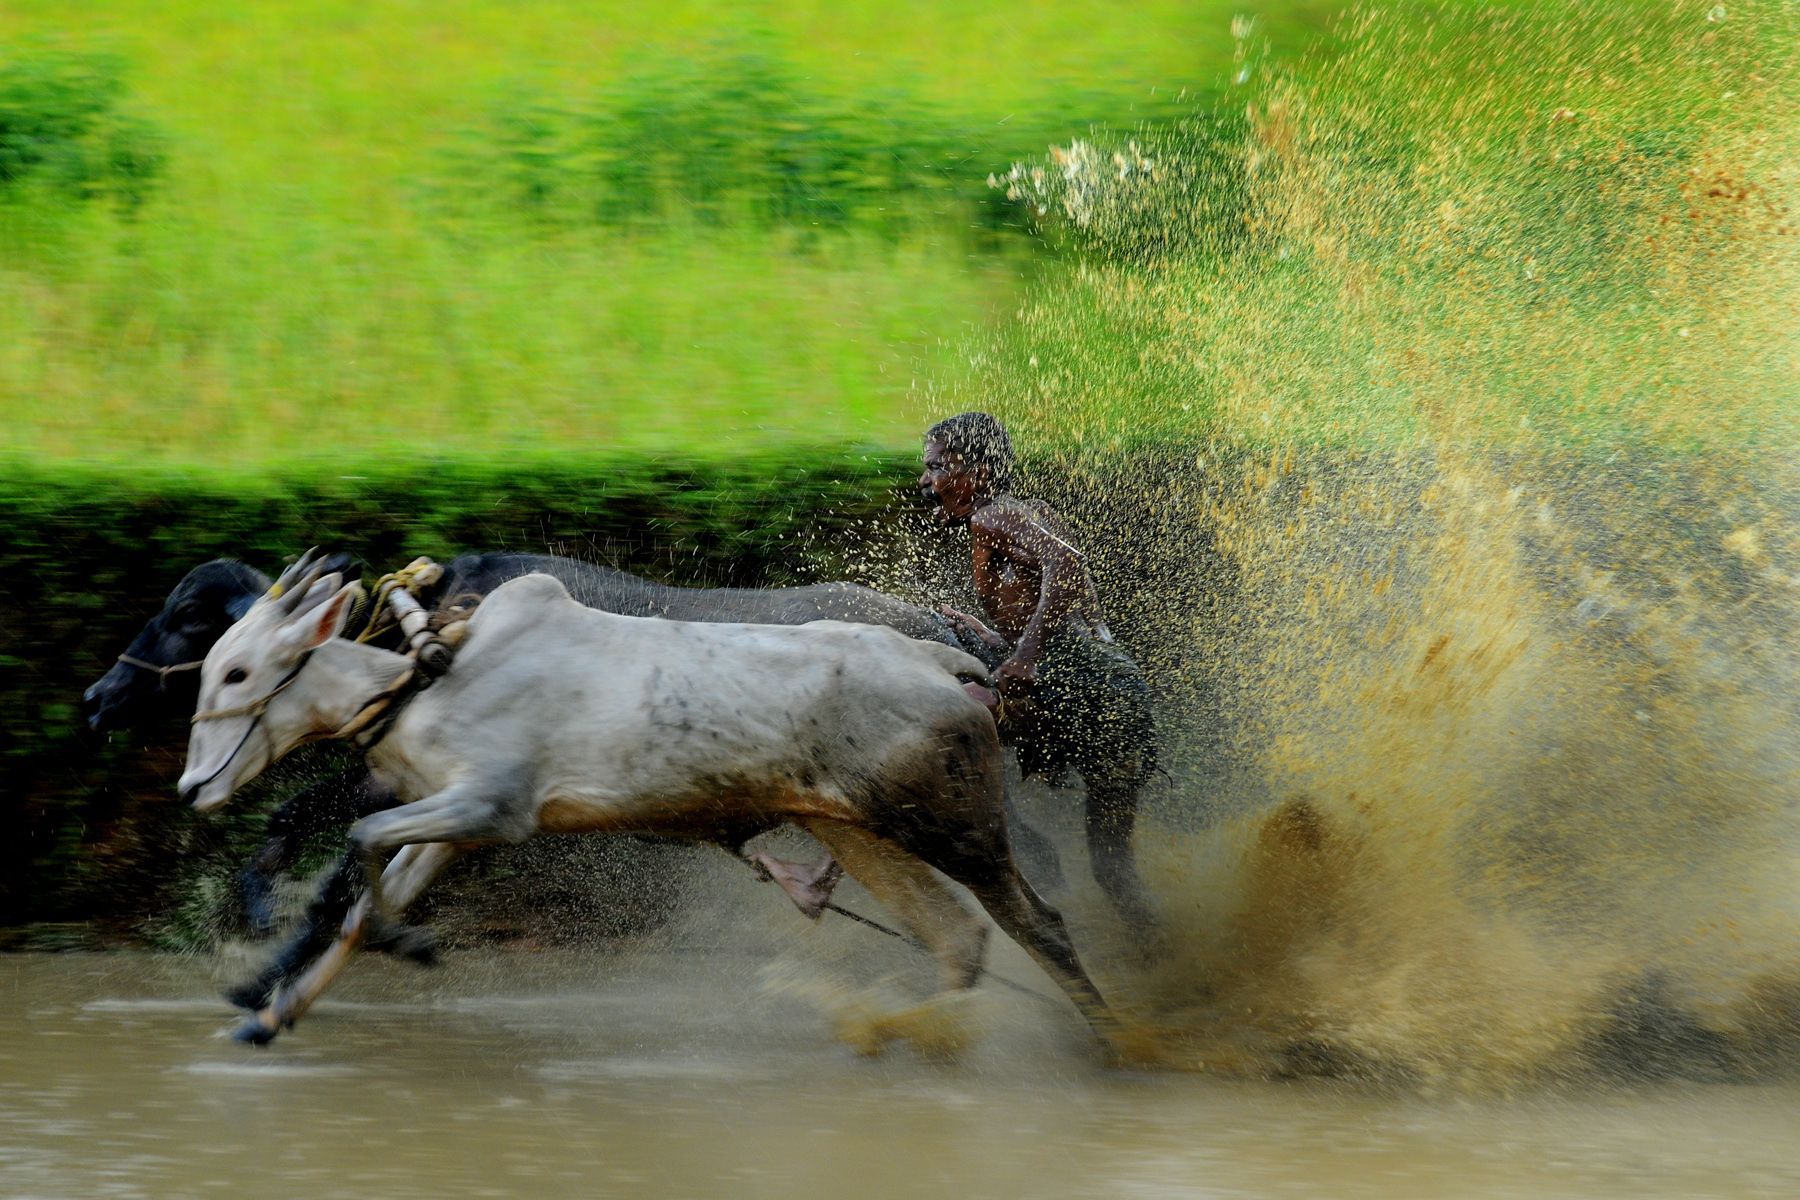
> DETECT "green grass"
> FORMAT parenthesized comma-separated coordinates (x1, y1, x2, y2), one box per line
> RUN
(0, 1, 1331, 189)
(1, 1, 1791, 468)
(0, 1, 1342, 468)
(0, 215, 1020, 463)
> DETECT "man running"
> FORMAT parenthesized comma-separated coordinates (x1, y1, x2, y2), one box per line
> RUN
(919, 412, 1158, 929)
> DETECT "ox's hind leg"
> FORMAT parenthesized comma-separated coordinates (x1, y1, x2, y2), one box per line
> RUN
(236, 842, 462, 1044)
(796, 818, 988, 994)
(815, 815, 1120, 1047)
(887, 780, 1119, 1040)
(956, 860, 1118, 1044)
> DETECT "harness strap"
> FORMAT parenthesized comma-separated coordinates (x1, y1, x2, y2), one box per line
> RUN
(333, 666, 424, 750)
(190, 653, 314, 724)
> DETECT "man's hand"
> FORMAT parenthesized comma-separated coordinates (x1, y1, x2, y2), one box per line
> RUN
(995, 655, 1040, 697)
(940, 604, 1009, 650)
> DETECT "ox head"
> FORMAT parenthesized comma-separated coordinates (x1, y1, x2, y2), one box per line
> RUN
(178, 549, 361, 811)
(83, 552, 358, 733)
(82, 560, 267, 733)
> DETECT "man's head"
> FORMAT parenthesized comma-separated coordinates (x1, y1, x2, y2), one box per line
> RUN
(920, 412, 1014, 522)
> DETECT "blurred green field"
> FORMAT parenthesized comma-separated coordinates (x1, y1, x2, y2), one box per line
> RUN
(1, 1, 1791, 468)
(0, 0, 1339, 467)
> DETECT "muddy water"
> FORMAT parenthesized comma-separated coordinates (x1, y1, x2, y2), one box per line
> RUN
(4, 945, 1800, 1200)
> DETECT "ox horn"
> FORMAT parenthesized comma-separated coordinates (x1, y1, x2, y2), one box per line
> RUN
(269, 547, 330, 613)
(268, 547, 319, 596)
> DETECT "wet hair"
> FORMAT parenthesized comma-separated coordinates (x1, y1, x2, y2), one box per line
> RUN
(926, 412, 1015, 492)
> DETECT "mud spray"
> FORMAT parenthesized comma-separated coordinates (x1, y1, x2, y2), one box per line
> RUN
(852, 1, 1800, 1085)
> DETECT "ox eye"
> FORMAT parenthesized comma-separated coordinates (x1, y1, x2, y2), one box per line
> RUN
(224, 667, 248, 686)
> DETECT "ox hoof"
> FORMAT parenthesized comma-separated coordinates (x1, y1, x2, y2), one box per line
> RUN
(232, 1017, 281, 1047)
(222, 978, 274, 1012)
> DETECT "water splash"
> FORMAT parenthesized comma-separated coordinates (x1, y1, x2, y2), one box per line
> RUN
(758, 960, 987, 1061)
(951, 1, 1800, 1085)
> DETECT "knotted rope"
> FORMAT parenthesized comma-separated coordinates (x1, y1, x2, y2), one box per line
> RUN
(193, 557, 467, 755)
(113, 652, 206, 686)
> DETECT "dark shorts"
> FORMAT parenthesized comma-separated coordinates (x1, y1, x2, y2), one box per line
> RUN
(1005, 634, 1158, 787)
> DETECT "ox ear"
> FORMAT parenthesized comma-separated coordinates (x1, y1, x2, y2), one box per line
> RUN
(280, 575, 358, 654)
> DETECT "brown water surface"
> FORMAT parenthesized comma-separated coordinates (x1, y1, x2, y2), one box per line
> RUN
(5, 947, 1800, 1199)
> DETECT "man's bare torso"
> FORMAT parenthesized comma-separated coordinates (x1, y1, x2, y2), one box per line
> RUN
(972, 497, 1109, 643)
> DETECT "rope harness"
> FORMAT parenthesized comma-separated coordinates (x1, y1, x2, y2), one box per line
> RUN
(183, 651, 317, 793)
(188, 558, 467, 782)
(114, 652, 205, 687)
(189, 652, 315, 724)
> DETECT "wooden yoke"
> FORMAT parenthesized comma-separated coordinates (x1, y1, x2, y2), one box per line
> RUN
(374, 557, 462, 677)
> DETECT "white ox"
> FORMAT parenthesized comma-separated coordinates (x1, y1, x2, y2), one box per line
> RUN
(179, 569, 1119, 1048)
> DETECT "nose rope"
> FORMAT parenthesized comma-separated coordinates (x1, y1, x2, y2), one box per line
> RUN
(183, 652, 315, 796)
(183, 713, 264, 794)
(114, 653, 205, 686)
(190, 653, 314, 723)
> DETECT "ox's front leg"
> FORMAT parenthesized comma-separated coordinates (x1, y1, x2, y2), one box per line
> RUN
(348, 778, 526, 944)
(225, 851, 359, 1011)
(237, 842, 462, 1044)
(241, 766, 397, 937)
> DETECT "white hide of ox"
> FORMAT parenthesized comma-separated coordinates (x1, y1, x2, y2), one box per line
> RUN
(178, 570, 1120, 1048)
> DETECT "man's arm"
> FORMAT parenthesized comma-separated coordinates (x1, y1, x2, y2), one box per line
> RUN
(939, 604, 1009, 650)
(972, 505, 1090, 692)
